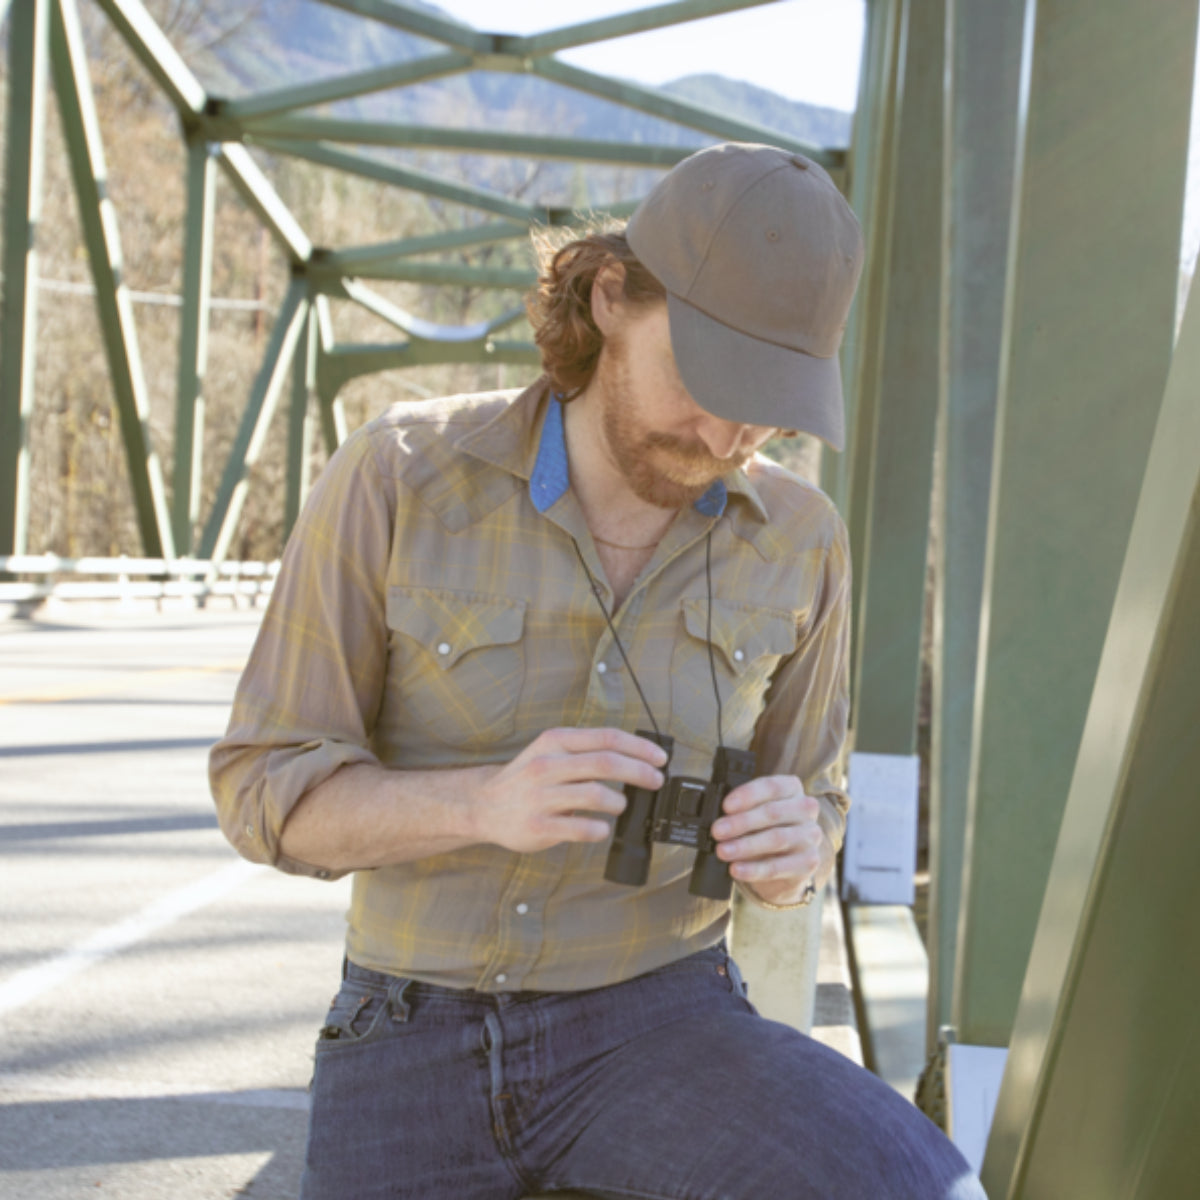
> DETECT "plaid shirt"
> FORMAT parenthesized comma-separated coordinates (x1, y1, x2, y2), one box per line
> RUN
(210, 378, 851, 992)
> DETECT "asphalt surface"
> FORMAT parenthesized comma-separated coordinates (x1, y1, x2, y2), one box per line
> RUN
(0, 603, 350, 1199)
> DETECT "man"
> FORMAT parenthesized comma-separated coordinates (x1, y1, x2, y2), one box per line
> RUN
(211, 143, 983, 1199)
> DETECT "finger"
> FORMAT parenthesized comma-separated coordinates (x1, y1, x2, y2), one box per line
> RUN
(539, 726, 671, 766)
(545, 814, 615, 844)
(712, 795, 817, 841)
(722, 775, 811, 814)
(716, 823, 820, 863)
(560, 781, 628, 817)
(529, 749, 665, 792)
(729, 849, 822, 884)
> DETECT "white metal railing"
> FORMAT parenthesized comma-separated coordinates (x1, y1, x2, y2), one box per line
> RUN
(0, 555, 281, 604)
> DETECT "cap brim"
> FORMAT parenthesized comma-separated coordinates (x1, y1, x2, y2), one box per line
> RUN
(666, 293, 846, 452)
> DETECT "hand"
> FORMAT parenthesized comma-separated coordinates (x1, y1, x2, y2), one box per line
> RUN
(710, 775, 831, 907)
(469, 727, 668, 855)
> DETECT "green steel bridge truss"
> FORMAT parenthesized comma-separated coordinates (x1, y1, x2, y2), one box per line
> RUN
(4, 1, 1200, 1195)
(0, 0, 846, 564)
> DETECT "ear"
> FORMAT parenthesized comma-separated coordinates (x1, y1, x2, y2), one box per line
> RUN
(590, 263, 627, 335)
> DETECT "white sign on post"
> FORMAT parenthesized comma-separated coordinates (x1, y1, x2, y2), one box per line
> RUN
(841, 751, 919, 905)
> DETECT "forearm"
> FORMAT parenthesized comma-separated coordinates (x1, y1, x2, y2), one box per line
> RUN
(279, 761, 499, 873)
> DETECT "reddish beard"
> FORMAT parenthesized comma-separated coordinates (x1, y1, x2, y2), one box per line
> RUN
(596, 339, 751, 510)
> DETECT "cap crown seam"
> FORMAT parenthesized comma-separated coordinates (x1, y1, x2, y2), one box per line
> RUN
(683, 160, 794, 297)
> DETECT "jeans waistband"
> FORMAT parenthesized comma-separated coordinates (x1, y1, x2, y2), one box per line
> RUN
(343, 939, 729, 1000)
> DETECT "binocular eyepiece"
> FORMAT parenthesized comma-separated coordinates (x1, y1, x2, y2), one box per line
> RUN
(604, 730, 756, 901)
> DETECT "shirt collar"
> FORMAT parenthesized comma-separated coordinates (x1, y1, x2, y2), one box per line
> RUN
(457, 378, 769, 524)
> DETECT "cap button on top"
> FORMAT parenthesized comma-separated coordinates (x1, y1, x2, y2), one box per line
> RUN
(790, 154, 810, 170)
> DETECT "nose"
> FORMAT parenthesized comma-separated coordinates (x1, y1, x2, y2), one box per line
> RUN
(696, 416, 751, 461)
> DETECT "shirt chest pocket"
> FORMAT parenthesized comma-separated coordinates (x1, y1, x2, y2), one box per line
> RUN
(669, 599, 797, 753)
(385, 587, 526, 751)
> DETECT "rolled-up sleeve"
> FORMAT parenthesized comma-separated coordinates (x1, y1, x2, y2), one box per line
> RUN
(209, 430, 395, 877)
(749, 506, 853, 857)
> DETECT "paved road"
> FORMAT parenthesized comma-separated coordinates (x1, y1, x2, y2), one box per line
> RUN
(0, 604, 349, 1199)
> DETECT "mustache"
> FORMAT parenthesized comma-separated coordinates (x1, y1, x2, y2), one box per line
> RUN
(642, 432, 752, 470)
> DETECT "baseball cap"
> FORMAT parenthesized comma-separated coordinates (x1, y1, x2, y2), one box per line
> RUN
(625, 142, 864, 451)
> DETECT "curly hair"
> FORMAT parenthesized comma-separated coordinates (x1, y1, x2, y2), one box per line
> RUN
(525, 223, 666, 398)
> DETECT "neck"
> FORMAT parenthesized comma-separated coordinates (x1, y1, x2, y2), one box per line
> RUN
(561, 387, 679, 547)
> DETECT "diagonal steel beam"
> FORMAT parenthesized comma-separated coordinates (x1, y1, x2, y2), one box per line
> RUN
(243, 116, 703, 167)
(250, 137, 545, 223)
(92, 0, 206, 117)
(221, 51, 473, 121)
(340, 278, 526, 340)
(198, 279, 309, 563)
(1, 0, 50, 558)
(325, 200, 641, 273)
(315, 0, 492, 54)
(215, 144, 313, 265)
(51, 0, 174, 559)
(503, 0, 784, 57)
(328, 221, 531, 271)
(322, 261, 537, 288)
(317, 338, 539, 396)
(172, 133, 217, 557)
(531, 58, 841, 165)
(983, 253, 1200, 1200)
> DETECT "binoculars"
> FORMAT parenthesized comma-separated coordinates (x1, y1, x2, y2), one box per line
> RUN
(604, 730, 756, 901)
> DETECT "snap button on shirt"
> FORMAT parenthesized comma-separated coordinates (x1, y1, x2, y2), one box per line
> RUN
(437, 642, 452, 656)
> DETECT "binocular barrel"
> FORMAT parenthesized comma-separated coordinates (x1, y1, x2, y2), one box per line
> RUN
(604, 730, 673, 888)
(688, 844, 733, 900)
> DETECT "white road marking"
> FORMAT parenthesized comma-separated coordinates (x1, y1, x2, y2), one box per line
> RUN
(0, 1074, 310, 1111)
(0, 859, 264, 1017)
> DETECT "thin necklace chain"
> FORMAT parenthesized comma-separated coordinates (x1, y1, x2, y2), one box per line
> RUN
(592, 533, 661, 551)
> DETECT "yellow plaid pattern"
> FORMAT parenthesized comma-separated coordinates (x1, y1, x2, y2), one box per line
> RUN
(210, 379, 851, 992)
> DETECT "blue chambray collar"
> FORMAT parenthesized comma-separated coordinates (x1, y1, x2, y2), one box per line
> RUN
(530, 395, 729, 519)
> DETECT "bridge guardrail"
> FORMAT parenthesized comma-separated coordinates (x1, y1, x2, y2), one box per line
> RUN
(0, 555, 280, 604)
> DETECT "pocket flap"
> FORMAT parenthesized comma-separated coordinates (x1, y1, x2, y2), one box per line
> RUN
(681, 598, 796, 674)
(387, 587, 525, 669)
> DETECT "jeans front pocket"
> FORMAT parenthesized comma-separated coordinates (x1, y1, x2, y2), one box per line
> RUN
(315, 972, 415, 1054)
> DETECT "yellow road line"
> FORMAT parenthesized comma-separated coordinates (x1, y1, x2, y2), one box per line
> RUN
(0, 659, 248, 706)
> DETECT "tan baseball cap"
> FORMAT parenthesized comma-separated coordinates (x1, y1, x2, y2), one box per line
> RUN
(625, 142, 864, 451)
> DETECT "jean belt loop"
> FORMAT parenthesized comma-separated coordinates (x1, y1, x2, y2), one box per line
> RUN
(387, 977, 414, 1023)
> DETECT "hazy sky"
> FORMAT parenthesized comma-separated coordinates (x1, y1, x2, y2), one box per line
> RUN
(435, 0, 866, 112)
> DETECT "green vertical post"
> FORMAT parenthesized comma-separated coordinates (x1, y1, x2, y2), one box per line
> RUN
(49, 0, 174, 558)
(982, 255, 1200, 1200)
(0, 0, 50, 558)
(172, 133, 216, 556)
(198, 279, 308, 564)
(823, 0, 900, 519)
(925, 0, 1025, 1046)
(842, 0, 903, 703)
(284, 306, 318, 542)
(849, 0, 945, 757)
(952, 0, 1197, 1047)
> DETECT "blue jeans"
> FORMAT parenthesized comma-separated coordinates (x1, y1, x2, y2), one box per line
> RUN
(300, 944, 985, 1200)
